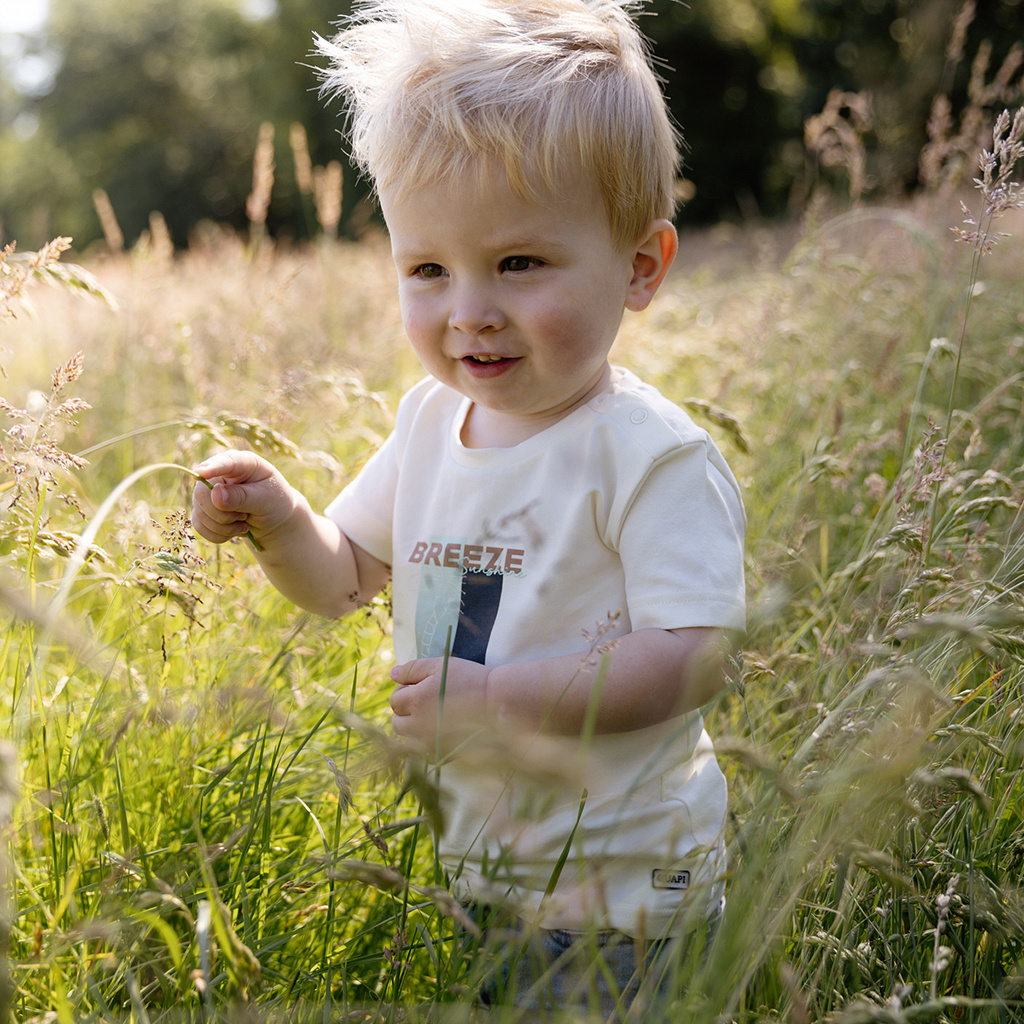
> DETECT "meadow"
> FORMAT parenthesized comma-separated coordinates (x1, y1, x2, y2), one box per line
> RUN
(2, 115, 1024, 1022)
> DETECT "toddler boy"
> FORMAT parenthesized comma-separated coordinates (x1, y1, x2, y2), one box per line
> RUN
(191, 0, 745, 1012)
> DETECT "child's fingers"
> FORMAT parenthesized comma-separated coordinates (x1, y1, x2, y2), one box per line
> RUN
(389, 688, 419, 738)
(207, 480, 253, 515)
(196, 450, 272, 486)
(389, 710, 424, 745)
(190, 452, 283, 552)
(390, 659, 438, 686)
(389, 687, 435, 747)
(191, 482, 251, 542)
(190, 507, 251, 544)
(389, 684, 408, 716)
(193, 480, 244, 522)
(389, 670, 435, 715)
(195, 465, 289, 520)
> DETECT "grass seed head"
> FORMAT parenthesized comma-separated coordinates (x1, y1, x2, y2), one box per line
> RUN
(954, 106, 1024, 253)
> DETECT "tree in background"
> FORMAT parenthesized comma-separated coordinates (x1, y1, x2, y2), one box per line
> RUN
(642, 0, 807, 222)
(0, 0, 1021, 251)
(0, 0, 349, 249)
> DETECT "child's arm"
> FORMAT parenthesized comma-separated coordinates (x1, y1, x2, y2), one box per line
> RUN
(191, 450, 391, 617)
(389, 626, 734, 749)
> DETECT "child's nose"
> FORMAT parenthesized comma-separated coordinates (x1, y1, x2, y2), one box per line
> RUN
(448, 284, 505, 335)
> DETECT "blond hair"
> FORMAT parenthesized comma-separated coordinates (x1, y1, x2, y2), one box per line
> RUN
(316, 0, 680, 249)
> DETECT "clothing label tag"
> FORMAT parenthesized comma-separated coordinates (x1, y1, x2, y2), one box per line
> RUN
(652, 869, 690, 890)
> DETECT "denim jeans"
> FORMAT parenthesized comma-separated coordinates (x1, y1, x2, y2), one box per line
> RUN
(463, 899, 722, 1018)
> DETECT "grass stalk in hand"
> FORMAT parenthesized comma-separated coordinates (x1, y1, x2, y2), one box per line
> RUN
(186, 468, 264, 551)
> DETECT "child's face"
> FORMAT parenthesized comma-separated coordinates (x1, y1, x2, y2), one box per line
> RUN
(380, 163, 647, 444)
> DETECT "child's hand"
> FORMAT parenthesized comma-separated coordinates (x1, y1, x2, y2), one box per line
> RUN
(191, 451, 299, 548)
(389, 657, 491, 754)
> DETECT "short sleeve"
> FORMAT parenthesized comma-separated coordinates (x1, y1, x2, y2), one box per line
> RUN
(617, 440, 746, 632)
(324, 433, 399, 566)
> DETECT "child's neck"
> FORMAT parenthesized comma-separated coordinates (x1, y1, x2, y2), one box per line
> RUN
(459, 368, 616, 450)
(460, 406, 546, 449)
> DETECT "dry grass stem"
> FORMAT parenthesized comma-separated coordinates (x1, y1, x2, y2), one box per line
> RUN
(92, 188, 125, 253)
(246, 121, 276, 232)
(946, 0, 975, 64)
(314, 160, 344, 237)
(803, 90, 872, 203)
(289, 122, 314, 196)
(921, 10, 1024, 193)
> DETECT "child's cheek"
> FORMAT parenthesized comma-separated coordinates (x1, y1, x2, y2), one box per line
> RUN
(536, 302, 603, 362)
(399, 296, 438, 348)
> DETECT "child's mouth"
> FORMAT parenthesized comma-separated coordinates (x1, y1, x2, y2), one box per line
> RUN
(463, 354, 517, 376)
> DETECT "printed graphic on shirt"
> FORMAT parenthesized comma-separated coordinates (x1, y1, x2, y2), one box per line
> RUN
(413, 547, 464, 660)
(408, 539, 525, 576)
(410, 536, 526, 664)
(451, 570, 503, 664)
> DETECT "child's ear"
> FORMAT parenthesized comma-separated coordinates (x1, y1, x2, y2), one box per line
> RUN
(625, 220, 678, 312)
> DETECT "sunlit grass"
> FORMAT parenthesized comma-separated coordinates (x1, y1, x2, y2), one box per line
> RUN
(2, 176, 1024, 1021)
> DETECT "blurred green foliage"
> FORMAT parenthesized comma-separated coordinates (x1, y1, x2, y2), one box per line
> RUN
(0, 0, 1021, 250)
(0, 0, 347, 249)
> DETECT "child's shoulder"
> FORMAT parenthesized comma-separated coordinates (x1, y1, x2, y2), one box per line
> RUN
(594, 369, 746, 522)
(399, 374, 452, 406)
(592, 369, 710, 459)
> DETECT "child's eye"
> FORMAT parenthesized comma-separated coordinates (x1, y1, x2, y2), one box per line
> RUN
(501, 256, 539, 273)
(414, 263, 447, 279)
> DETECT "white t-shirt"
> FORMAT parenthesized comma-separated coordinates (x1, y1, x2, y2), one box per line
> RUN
(326, 368, 746, 936)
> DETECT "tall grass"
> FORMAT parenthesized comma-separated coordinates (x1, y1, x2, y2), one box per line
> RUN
(2, 114, 1024, 1022)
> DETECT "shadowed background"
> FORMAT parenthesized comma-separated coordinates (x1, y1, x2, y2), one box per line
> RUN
(1, 0, 1022, 251)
